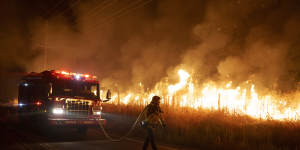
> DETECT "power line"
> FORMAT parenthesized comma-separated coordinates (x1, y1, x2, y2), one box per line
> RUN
(85, 0, 117, 18)
(57, 0, 128, 33)
(39, 0, 81, 71)
(55, 0, 82, 17)
(75, 0, 117, 24)
(44, 0, 152, 34)
(71, 0, 117, 27)
(52, 0, 115, 29)
(105, 0, 153, 24)
(84, 0, 152, 34)
(90, 0, 127, 19)
(85, 0, 153, 34)
(40, 0, 153, 52)
(39, 0, 153, 71)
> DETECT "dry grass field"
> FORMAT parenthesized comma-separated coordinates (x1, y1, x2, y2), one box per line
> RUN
(103, 103, 300, 150)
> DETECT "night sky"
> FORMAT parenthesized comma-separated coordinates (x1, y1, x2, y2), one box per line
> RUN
(1, 0, 300, 101)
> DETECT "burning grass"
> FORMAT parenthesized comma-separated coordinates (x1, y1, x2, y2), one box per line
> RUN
(101, 69, 300, 149)
(104, 69, 300, 121)
(103, 103, 300, 150)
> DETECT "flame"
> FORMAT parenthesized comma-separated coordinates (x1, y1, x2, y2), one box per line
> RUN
(168, 69, 190, 94)
(108, 69, 300, 121)
(122, 93, 132, 105)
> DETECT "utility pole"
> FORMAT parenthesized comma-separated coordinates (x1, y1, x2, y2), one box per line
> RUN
(44, 20, 48, 70)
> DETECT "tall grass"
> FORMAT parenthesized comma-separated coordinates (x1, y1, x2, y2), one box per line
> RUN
(103, 103, 300, 150)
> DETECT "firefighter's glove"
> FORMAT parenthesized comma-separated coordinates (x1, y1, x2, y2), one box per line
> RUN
(140, 121, 148, 128)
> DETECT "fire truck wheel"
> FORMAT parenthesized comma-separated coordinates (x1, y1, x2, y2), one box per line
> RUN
(77, 126, 88, 135)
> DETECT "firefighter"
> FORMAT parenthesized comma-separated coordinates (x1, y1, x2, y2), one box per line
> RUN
(142, 95, 166, 150)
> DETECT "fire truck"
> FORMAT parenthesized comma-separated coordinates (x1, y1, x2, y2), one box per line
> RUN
(18, 70, 111, 133)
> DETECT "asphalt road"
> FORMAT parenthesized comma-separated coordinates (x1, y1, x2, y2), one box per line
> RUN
(4, 128, 176, 150)
(0, 106, 178, 150)
(37, 138, 176, 150)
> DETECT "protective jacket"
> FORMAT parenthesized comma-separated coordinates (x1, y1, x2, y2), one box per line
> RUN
(144, 103, 164, 127)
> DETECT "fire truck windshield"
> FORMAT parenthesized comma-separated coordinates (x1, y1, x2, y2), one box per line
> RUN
(51, 79, 99, 100)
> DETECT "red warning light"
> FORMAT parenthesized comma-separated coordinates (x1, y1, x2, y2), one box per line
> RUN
(36, 101, 42, 106)
(53, 70, 96, 81)
(61, 71, 70, 75)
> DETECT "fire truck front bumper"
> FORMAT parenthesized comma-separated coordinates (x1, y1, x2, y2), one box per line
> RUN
(48, 118, 106, 127)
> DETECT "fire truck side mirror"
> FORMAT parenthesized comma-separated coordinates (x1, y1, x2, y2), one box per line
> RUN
(106, 89, 111, 100)
(102, 89, 111, 102)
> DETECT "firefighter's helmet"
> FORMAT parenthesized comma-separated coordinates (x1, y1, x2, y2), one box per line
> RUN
(151, 96, 161, 104)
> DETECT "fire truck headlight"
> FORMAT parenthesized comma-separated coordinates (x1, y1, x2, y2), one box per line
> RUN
(18, 103, 24, 107)
(93, 111, 101, 115)
(53, 108, 64, 114)
(75, 75, 80, 80)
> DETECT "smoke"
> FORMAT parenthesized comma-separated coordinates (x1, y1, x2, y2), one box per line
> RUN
(1, 0, 300, 100)
(0, 0, 43, 100)
(29, 0, 204, 92)
(181, 0, 300, 93)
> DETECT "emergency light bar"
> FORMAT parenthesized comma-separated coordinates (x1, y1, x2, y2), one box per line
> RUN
(53, 70, 97, 81)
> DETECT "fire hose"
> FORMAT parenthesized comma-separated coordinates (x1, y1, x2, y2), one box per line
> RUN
(97, 107, 148, 142)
